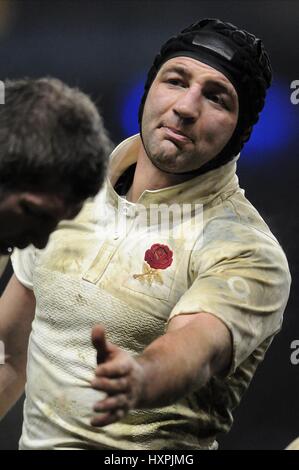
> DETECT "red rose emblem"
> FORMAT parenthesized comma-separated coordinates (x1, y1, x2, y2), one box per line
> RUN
(144, 243, 173, 270)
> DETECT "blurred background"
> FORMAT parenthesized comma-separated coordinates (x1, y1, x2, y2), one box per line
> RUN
(0, 0, 298, 450)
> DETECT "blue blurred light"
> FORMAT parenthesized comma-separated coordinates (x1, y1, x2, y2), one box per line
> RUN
(242, 81, 298, 162)
(121, 78, 298, 164)
(121, 77, 145, 137)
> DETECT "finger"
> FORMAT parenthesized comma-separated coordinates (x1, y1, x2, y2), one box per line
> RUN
(95, 359, 131, 378)
(91, 377, 130, 394)
(91, 409, 125, 427)
(93, 394, 128, 412)
(91, 324, 110, 364)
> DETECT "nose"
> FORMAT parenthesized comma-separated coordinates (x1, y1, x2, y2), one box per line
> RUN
(173, 86, 202, 122)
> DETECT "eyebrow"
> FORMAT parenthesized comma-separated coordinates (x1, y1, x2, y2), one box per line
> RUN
(205, 80, 236, 102)
(161, 65, 192, 80)
(161, 64, 237, 102)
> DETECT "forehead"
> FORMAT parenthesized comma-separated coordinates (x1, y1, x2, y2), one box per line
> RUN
(158, 56, 237, 95)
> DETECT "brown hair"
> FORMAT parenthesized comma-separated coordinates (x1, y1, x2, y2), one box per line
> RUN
(0, 77, 113, 201)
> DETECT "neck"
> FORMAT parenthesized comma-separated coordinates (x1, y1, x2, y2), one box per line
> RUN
(126, 144, 194, 203)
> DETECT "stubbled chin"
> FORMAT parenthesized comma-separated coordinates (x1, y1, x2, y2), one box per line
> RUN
(152, 155, 186, 174)
(154, 139, 182, 160)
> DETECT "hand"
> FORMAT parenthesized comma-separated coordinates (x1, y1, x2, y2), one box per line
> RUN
(90, 325, 145, 427)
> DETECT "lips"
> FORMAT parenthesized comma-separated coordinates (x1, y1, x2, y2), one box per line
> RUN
(160, 125, 192, 144)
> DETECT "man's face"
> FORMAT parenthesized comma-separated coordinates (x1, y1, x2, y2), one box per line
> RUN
(141, 57, 239, 173)
(0, 190, 83, 254)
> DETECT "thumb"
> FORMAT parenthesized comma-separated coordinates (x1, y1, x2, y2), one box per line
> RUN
(91, 324, 110, 364)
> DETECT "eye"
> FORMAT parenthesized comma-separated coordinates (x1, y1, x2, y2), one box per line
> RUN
(166, 77, 185, 87)
(209, 94, 219, 102)
(207, 93, 220, 103)
(20, 201, 51, 221)
(206, 92, 227, 109)
(21, 201, 40, 217)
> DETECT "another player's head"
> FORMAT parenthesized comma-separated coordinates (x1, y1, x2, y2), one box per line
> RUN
(0, 77, 112, 254)
(138, 18, 272, 175)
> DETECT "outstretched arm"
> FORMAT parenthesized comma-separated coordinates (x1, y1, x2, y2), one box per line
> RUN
(90, 311, 232, 427)
(0, 275, 35, 418)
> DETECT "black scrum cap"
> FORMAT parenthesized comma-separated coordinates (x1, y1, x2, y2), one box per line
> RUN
(138, 18, 272, 175)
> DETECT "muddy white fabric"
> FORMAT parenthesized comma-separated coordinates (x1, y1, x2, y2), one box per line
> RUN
(286, 437, 299, 450)
(12, 134, 291, 450)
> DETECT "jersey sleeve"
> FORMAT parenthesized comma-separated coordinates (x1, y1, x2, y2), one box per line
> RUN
(169, 226, 291, 375)
(11, 245, 38, 290)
